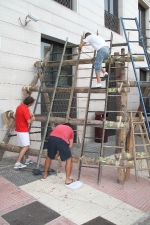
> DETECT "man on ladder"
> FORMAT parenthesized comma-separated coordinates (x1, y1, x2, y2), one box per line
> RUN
(78, 32, 110, 88)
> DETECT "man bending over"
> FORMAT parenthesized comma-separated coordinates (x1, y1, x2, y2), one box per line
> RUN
(43, 123, 75, 185)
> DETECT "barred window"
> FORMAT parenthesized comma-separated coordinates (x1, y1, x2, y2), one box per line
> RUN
(104, 0, 120, 34)
(53, 0, 72, 10)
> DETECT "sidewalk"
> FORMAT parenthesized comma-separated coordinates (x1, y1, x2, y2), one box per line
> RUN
(0, 157, 150, 225)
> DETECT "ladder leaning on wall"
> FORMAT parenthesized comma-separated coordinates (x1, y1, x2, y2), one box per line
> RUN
(121, 17, 150, 137)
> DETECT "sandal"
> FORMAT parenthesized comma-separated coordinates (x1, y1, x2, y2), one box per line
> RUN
(65, 178, 76, 185)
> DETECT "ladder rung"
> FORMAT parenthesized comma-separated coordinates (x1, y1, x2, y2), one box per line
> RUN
(103, 146, 124, 148)
(90, 99, 105, 101)
(136, 168, 150, 171)
(126, 29, 138, 31)
(80, 165, 98, 169)
(131, 53, 145, 55)
(129, 41, 141, 43)
(134, 133, 147, 135)
(67, 44, 79, 48)
(122, 18, 136, 20)
(133, 122, 145, 124)
(108, 95, 123, 97)
(112, 43, 127, 47)
(135, 144, 150, 146)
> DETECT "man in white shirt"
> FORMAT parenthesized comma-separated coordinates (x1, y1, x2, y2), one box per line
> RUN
(78, 32, 110, 88)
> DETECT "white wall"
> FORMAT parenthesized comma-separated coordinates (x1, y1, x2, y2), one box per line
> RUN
(0, 0, 150, 153)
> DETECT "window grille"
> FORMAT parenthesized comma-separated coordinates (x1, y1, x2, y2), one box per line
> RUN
(53, 0, 72, 9)
(104, 10, 120, 34)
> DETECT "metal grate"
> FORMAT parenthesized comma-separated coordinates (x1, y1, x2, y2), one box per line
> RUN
(104, 10, 120, 34)
(53, 0, 72, 9)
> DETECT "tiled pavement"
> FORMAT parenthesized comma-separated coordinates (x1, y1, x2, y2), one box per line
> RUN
(0, 157, 150, 225)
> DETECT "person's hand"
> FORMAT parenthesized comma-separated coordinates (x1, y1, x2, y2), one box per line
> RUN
(30, 113, 34, 117)
(78, 46, 82, 51)
(31, 114, 35, 121)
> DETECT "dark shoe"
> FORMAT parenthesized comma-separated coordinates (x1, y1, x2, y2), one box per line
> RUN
(101, 73, 108, 81)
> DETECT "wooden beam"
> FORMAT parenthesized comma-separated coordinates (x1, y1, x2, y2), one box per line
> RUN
(22, 86, 130, 94)
(36, 56, 144, 68)
(23, 86, 106, 93)
(7, 111, 129, 129)
(0, 143, 134, 167)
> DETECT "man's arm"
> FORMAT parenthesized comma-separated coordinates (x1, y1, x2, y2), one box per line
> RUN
(78, 41, 86, 51)
(69, 139, 73, 149)
(27, 115, 35, 124)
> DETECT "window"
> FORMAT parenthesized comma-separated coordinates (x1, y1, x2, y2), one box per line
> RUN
(138, 4, 147, 47)
(104, 0, 120, 34)
(53, 0, 72, 10)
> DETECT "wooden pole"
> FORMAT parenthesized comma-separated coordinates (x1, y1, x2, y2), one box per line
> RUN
(7, 111, 129, 129)
(37, 56, 144, 68)
(22, 86, 131, 94)
(115, 49, 128, 184)
(0, 142, 134, 167)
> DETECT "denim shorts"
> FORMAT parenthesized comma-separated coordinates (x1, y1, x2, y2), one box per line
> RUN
(94, 46, 110, 73)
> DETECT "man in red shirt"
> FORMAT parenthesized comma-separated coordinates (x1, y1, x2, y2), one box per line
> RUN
(43, 123, 75, 184)
(14, 96, 35, 169)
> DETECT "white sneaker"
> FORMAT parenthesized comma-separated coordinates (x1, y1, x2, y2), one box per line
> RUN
(25, 158, 34, 165)
(92, 83, 102, 88)
(101, 72, 108, 81)
(14, 162, 27, 169)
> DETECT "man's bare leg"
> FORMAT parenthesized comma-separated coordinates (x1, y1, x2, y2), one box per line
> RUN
(43, 156, 51, 178)
(65, 157, 73, 184)
(16, 146, 29, 163)
(96, 72, 101, 84)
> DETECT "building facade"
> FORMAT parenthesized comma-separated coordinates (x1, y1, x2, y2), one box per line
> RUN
(0, 0, 150, 157)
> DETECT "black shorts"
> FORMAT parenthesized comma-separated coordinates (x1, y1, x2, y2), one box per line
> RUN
(47, 136, 71, 161)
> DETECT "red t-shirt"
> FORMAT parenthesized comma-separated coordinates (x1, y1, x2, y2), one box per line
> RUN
(15, 104, 30, 132)
(50, 124, 74, 144)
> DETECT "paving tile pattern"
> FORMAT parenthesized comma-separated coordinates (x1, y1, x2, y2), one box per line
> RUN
(60, 162, 150, 212)
(82, 216, 115, 225)
(0, 176, 35, 216)
(20, 173, 145, 225)
(46, 216, 77, 225)
(2, 201, 60, 225)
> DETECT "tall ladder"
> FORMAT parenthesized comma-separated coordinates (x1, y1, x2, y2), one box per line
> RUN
(77, 32, 126, 182)
(120, 17, 150, 136)
(77, 33, 98, 180)
(97, 33, 130, 183)
(35, 38, 70, 168)
(129, 111, 150, 181)
(35, 36, 85, 168)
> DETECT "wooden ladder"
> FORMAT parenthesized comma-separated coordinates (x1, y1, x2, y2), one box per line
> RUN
(130, 111, 150, 181)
